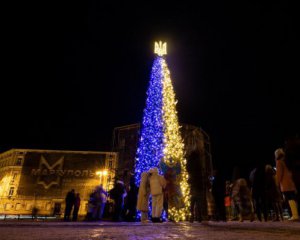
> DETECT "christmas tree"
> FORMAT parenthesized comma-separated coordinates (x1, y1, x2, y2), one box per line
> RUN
(135, 41, 190, 221)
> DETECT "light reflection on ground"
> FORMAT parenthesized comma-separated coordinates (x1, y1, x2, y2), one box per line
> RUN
(0, 221, 299, 240)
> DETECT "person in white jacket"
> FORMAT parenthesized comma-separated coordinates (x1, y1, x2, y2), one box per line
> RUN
(149, 167, 167, 222)
(137, 172, 150, 222)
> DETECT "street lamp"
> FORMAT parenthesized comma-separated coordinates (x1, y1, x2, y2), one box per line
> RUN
(96, 169, 108, 187)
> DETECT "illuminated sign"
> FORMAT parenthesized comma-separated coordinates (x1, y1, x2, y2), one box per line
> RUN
(35, 156, 64, 189)
(31, 155, 100, 190)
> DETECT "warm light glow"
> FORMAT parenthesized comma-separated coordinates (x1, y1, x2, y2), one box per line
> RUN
(154, 41, 167, 56)
(0, 175, 11, 197)
(96, 169, 108, 176)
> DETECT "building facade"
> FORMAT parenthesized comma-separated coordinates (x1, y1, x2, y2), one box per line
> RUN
(0, 149, 117, 216)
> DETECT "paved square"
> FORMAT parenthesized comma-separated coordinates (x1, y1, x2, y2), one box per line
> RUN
(1, 221, 300, 240)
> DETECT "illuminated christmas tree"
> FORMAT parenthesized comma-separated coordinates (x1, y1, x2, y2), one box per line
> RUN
(135, 41, 190, 222)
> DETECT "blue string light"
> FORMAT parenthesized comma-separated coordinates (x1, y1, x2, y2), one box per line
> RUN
(135, 56, 165, 186)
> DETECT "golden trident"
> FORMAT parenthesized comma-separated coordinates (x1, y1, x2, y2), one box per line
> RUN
(154, 41, 167, 56)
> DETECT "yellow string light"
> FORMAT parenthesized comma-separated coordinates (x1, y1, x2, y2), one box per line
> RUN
(161, 59, 191, 222)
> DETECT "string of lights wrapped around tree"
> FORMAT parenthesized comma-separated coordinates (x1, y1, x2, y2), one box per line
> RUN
(135, 57, 165, 186)
(135, 42, 190, 222)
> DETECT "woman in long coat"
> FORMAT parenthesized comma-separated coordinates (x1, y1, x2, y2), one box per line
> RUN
(275, 148, 299, 221)
(137, 172, 150, 222)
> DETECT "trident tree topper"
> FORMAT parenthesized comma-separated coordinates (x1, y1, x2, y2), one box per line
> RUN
(154, 41, 167, 56)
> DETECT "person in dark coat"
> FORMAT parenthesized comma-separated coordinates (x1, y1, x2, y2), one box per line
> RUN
(250, 162, 268, 221)
(265, 165, 283, 221)
(64, 189, 75, 221)
(98, 185, 108, 220)
(86, 190, 97, 221)
(124, 176, 139, 221)
(72, 193, 81, 221)
(211, 169, 226, 221)
(109, 180, 127, 221)
(186, 150, 208, 222)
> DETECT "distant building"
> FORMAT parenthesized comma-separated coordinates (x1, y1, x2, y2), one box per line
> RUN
(0, 149, 117, 216)
(112, 123, 213, 186)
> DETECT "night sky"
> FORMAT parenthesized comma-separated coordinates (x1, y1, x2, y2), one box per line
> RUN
(1, 1, 298, 178)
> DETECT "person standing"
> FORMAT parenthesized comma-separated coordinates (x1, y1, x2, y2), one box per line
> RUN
(64, 189, 75, 221)
(86, 190, 97, 221)
(124, 176, 139, 221)
(99, 185, 108, 220)
(232, 178, 255, 222)
(92, 185, 107, 220)
(250, 162, 268, 221)
(186, 150, 208, 222)
(211, 169, 227, 221)
(265, 165, 283, 221)
(149, 167, 166, 222)
(275, 148, 299, 221)
(137, 172, 150, 222)
(109, 180, 127, 221)
(72, 193, 81, 221)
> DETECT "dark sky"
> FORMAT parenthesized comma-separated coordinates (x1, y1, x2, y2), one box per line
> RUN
(1, 1, 298, 178)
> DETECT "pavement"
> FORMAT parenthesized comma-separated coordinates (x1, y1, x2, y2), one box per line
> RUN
(0, 220, 300, 240)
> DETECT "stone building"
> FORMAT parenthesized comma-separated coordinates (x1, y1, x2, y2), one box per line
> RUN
(0, 149, 117, 216)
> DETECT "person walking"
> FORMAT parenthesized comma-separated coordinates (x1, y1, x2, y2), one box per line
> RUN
(137, 172, 150, 222)
(275, 148, 299, 221)
(64, 189, 75, 221)
(148, 167, 166, 222)
(72, 193, 81, 221)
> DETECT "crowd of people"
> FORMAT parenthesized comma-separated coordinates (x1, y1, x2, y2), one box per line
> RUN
(61, 146, 299, 223)
(209, 148, 299, 222)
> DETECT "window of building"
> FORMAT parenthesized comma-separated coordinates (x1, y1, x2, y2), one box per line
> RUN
(8, 187, 14, 196)
(120, 139, 125, 148)
(15, 203, 22, 210)
(5, 203, 12, 210)
(12, 173, 18, 181)
(16, 158, 22, 165)
(25, 203, 32, 211)
(53, 203, 61, 215)
(109, 160, 113, 169)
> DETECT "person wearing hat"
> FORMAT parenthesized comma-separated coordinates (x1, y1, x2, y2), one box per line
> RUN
(275, 148, 299, 221)
(148, 167, 166, 222)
